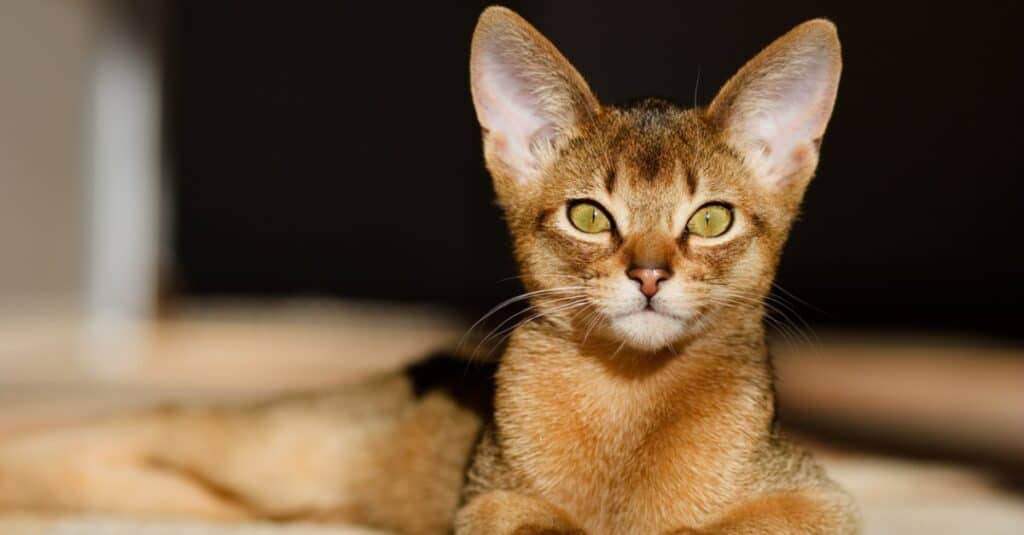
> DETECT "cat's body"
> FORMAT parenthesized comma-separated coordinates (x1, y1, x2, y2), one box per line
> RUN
(0, 7, 858, 534)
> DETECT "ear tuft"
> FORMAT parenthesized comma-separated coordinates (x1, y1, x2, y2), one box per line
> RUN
(708, 19, 842, 190)
(470, 7, 599, 189)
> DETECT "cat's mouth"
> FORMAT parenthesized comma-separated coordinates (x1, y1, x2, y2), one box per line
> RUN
(617, 305, 688, 322)
(614, 299, 688, 315)
(607, 307, 691, 350)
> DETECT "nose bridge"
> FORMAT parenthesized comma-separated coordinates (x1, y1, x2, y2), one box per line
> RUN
(628, 232, 675, 270)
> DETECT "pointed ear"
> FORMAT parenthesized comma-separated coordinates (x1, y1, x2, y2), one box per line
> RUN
(470, 7, 599, 195)
(708, 20, 841, 192)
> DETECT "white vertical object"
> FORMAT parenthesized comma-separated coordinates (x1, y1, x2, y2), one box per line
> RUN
(84, 1, 162, 368)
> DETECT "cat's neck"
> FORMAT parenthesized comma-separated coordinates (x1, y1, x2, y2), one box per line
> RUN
(495, 314, 775, 436)
(503, 310, 771, 380)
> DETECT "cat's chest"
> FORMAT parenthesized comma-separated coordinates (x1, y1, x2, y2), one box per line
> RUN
(496, 366, 745, 534)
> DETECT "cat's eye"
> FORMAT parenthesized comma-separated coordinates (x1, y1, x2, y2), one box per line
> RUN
(686, 204, 733, 238)
(568, 202, 612, 234)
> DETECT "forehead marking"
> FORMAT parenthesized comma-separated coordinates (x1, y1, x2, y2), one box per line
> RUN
(604, 167, 617, 194)
(635, 143, 663, 182)
(685, 167, 698, 197)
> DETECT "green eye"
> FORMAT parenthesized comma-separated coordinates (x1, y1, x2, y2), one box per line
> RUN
(686, 204, 733, 238)
(568, 202, 612, 233)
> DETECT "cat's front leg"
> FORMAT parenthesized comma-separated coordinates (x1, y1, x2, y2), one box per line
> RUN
(455, 490, 585, 535)
(665, 491, 858, 535)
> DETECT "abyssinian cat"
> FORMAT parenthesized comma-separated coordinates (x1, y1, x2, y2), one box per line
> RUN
(0, 6, 857, 534)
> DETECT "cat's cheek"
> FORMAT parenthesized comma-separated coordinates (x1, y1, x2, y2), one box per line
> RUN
(683, 234, 759, 284)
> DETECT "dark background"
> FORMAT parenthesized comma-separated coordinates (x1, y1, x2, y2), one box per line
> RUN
(166, 1, 1023, 341)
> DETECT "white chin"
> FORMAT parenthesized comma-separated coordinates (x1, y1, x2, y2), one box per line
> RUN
(609, 310, 686, 351)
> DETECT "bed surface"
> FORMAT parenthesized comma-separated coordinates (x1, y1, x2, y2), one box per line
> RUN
(1, 301, 1021, 534)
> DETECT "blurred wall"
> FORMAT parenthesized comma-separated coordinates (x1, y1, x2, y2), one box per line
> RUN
(0, 2, 98, 310)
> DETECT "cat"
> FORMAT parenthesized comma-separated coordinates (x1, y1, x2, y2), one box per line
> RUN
(0, 6, 857, 534)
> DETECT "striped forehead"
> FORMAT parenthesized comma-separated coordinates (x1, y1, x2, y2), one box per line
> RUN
(601, 109, 704, 228)
(606, 157, 688, 228)
(606, 105, 709, 179)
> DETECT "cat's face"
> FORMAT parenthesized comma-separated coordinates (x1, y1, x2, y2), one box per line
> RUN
(471, 8, 841, 352)
(510, 106, 790, 351)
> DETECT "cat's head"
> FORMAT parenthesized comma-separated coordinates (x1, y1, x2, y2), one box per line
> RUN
(470, 7, 841, 352)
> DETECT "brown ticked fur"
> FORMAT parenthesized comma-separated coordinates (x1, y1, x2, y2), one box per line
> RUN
(0, 6, 857, 534)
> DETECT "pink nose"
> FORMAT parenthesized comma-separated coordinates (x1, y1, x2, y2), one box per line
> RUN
(627, 267, 671, 299)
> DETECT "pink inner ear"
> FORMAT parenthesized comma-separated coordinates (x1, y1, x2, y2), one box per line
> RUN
(740, 57, 837, 184)
(470, 12, 598, 186)
(473, 50, 560, 183)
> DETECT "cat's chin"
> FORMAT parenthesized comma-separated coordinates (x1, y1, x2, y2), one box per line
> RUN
(608, 309, 689, 352)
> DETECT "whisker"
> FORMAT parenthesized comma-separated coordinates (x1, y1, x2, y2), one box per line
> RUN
(580, 308, 605, 346)
(477, 299, 592, 360)
(609, 338, 629, 359)
(771, 282, 826, 315)
(495, 273, 585, 284)
(473, 298, 589, 351)
(763, 294, 821, 349)
(704, 287, 818, 350)
(473, 295, 587, 354)
(457, 286, 587, 351)
(692, 64, 702, 108)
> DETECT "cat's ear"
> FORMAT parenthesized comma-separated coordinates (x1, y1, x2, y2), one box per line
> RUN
(707, 20, 841, 193)
(470, 7, 599, 195)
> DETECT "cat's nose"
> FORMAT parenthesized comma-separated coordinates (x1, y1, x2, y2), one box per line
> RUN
(627, 267, 671, 299)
